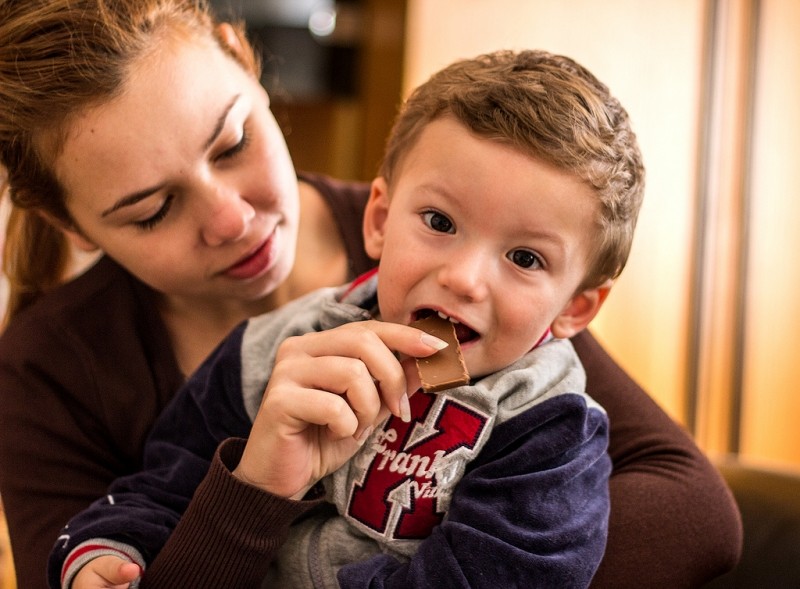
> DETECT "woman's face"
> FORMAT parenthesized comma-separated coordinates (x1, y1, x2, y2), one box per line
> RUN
(53, 33, 300, 306)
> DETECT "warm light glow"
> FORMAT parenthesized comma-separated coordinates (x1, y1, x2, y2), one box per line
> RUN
(309, 9, 336, 37)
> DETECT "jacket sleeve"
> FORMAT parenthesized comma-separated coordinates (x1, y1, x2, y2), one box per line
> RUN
(47, 323, 256, 588)
(572, 330, 743, 588)
(338, 394, 611, 589)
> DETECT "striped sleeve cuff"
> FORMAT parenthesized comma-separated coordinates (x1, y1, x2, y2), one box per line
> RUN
(61, 539, 145, 589)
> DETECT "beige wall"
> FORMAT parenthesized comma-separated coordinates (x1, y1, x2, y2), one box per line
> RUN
(739, 0, 800, 468)
(404, 0, 800, 470)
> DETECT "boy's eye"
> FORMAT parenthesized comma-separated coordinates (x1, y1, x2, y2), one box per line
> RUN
(508, 249, 543, 269)
(422, 211, 455, 234)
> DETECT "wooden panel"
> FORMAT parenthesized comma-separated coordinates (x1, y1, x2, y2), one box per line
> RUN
(358, 0, 407, 180)
(277, 99, 363, 180)
(269, 0, 408, 182)
(691, 0, 758, 459)
(404, 0, 705, 422)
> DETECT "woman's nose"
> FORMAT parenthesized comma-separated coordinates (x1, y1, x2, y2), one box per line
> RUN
(200, 185, 255, 247)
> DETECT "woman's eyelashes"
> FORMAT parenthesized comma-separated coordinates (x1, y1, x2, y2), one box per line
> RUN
(131, 125, 250, 231)
(216, 125, 251, 161)
(133, 194, 175, 231)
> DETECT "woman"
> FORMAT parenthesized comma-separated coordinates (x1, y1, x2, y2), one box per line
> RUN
(0, 1, 740, 588)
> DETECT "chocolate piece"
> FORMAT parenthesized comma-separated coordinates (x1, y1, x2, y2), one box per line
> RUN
(411, 314, 470, 392)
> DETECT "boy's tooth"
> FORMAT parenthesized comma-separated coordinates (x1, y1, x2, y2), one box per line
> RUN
(435, 310, 460, 324)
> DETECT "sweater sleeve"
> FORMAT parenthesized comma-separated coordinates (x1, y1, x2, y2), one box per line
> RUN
(571, 330, 743, 588)
(140, 438, 323, 588)
(337, 395, 611, 589)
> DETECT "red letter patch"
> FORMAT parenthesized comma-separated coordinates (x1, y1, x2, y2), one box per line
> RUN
(347, 390, 489, 540)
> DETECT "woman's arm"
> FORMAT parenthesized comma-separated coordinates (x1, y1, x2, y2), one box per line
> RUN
(571, 330, 742, 588)
(141, 438, 321, 588)
(46, 322, 258, 588)
(0, 261, 182, 589)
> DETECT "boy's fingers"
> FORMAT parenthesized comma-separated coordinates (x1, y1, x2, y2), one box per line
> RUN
(79, 556, 140, 588)
(281, 321, 446, 361)
(115, 561, 143, 583)
(266, 385, 359, 439)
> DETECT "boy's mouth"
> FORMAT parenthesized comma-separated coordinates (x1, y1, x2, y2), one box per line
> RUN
(413, 308, 480, 344)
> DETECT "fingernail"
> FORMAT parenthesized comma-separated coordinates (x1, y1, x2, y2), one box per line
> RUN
(420, 332, 448, 350)
(356, 426, 374, 445)
(399, 394, 411, 423)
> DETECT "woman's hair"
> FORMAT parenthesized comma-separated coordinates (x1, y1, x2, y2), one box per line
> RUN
(379, 49, 646, 290)
(0, 0, 259, 324)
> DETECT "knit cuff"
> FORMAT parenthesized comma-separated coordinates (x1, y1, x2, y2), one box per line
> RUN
(61, 539, 144, 589)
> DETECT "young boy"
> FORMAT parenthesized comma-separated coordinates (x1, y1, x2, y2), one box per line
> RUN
(50, 49, 644, 589)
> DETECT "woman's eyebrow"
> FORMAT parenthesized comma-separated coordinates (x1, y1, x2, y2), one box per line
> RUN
(203, 94, 241, 151)
(101, 94, 242, 217)
(101, 184, 165, 217)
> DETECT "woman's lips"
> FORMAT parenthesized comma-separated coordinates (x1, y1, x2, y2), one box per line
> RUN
(223, 234, 275, 280)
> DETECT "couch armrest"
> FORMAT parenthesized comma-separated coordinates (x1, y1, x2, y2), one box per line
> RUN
(702, 461, 800, 588)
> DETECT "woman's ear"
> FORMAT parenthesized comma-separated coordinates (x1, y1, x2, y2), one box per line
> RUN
(550, 280, 613, 339)
(215, 23, 255, 72)
(362, 177, 390, 261)
(37, 210, 98, 252)
(63, 227, 99, 253)
(216, 23, 243, 53)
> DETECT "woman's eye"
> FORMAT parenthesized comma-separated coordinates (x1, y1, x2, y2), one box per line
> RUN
(133, 195, 175, 231)
(422, 210, 455, 234)
(508, 249, 543, 269)
(217, 127, 250, 161)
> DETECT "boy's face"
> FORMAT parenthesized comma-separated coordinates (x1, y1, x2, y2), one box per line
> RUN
(364, 117, 609, 379)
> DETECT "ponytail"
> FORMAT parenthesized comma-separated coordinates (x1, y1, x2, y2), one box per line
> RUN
(2, 203, 70, 326)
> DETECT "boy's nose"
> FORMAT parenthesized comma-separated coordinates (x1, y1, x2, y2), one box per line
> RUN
(437, 248, 490, 302)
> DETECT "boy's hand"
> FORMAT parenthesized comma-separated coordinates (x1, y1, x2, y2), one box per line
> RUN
(72, 555, 142, 589)
(234, 320, 443, 499)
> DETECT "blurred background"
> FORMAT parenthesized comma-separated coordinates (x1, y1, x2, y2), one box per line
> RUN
(0, 0, 796, 467)
(208, 0, 799, 473)
(1, 1, 798, 586)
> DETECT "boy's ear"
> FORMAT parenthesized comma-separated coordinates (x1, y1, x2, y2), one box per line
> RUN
(37, 211, 98, 252)
(550, 280, 613, 339)
(362, 177, 390, 261)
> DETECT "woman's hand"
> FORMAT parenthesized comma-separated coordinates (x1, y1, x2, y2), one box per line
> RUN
(232, 320, 447, 499)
